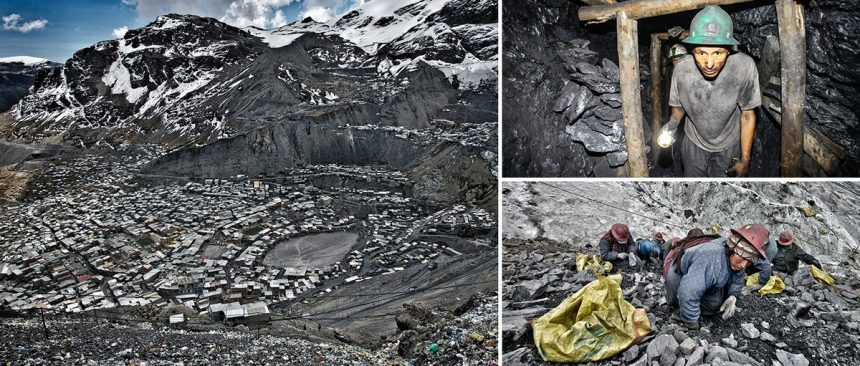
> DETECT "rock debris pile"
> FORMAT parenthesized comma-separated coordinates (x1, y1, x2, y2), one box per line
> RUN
(0, 292, 498, 365)
(502, 238, 860, 366)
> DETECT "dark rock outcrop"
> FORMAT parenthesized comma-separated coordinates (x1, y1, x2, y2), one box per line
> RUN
(0, 60, 61, 112)
(503, 0, 628, 177)
(732, 0, 860, 175)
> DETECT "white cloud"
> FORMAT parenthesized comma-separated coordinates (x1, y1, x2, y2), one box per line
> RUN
(2, 13, 48, 33)
(113, 26, 129, 38)
(121, 0, 138, 5)
(271, 9, 288, 27)
(130, 0, 298, 29)
(299, 0, 349, 22)
(300, 6, 334, 22)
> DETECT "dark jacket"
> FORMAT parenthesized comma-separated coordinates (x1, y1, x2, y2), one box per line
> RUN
(771, 243, 820, 274)
(599, 235, 636, 262)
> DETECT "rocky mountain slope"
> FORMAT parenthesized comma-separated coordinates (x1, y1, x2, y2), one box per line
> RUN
(0, 57, 61, 113)
(1, 0, 497, 148)
(502, 182, 860, 366)
(0, 0, 498, 209)
(0, 291, 497, 365)
(503, 181, 860, 262)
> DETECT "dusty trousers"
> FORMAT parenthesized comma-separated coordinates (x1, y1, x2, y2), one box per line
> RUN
(664, 266, 727, 318)
(681, 134, 741, 177)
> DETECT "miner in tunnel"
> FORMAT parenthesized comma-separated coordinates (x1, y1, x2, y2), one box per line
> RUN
(659, 5, 761, 178)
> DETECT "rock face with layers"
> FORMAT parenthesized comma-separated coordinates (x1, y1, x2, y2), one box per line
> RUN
(503, 181, 860, 260)
(504, 0, 632, 177)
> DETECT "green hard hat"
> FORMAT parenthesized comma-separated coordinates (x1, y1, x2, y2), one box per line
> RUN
(682, 5, 740, 46)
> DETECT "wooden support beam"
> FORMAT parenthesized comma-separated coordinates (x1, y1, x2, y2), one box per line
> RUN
(776, 0, 805, 176)
(579, 0, 757, 24)
(762, 94, 846, 176)
(649, 34, 664, 163)
(617, 11, 649, 177)
(804, 126, 846, 175)
(581, 0, 617, 5)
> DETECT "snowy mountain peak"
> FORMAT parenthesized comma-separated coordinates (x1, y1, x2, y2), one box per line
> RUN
(0, 56, 53, 66)
(2, 0, 497, 147)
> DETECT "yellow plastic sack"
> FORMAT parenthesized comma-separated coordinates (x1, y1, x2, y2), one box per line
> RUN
(810, 265, 835, 286)
(745, 273, 761, 287)
(575, 253, 612, 273)
(759, 276, 785, 295)
(745, 273, 785, 295)
(532, 274, 651, 363)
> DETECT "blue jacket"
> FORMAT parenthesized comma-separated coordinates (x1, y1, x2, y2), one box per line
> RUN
(636, 238, 663, 260)
(677, 238, 745, 324)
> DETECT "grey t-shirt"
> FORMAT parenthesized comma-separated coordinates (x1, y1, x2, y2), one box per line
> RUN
(669, 53, 761, 152)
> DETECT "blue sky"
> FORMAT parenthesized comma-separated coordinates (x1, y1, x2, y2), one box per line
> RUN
(0, 0, 360, 62)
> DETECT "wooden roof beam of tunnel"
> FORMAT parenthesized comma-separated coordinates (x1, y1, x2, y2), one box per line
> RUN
(579, 0, 759, 24)
(580, 0, 617, 5)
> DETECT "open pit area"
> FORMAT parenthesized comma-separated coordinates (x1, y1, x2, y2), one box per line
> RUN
(263, 232, 360, 269)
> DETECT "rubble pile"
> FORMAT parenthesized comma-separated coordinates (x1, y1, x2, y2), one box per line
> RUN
(0, 292, 498, 365)
(396, 292, 499, 365)
(502, 238, 860, 366)
(0, 317, 399, 365)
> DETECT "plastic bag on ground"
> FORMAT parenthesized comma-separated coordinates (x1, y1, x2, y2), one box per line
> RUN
(745, 273, 761, 287)
(575, 253, 612, 273)
(758, 275, 785, 295)
(532, 274, 651, 363)
(745, 273, 785, 295)
(809, 265, 835, 286)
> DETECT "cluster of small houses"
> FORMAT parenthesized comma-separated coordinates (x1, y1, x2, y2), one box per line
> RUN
(348, 121, 496, 148)
(0, 158, 496, 325)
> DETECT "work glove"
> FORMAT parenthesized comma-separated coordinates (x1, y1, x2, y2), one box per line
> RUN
(628, 254, 638, 268)
(617, 252, 628, 260)
(720, 295, 738, 320)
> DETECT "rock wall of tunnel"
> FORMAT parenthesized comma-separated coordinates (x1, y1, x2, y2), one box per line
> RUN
(503, 0, 630, 177)
(731, 0, 860, 176)
(503, 181, 860, 262)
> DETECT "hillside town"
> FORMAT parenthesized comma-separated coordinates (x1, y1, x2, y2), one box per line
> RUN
(0, 153, 495, 326)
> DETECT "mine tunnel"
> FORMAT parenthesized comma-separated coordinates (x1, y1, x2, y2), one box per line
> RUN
(503, 0, 860, 177)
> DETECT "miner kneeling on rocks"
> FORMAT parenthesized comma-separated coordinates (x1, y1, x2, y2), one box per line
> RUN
(599, 223, 640, 272)
(663, 224, 769, 330)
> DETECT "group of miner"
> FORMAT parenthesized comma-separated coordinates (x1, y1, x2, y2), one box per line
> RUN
(598, 222, 822, 330)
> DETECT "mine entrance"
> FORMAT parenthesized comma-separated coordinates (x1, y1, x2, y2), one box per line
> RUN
(577, 0, 847, 177)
